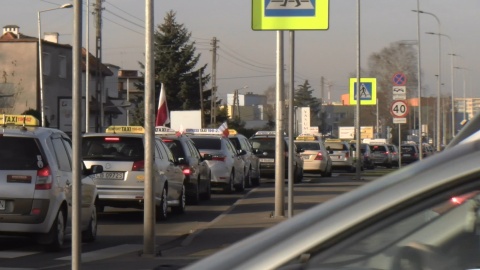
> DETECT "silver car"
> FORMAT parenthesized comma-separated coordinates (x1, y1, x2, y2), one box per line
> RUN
(228, 129, 261, 186)
(82, 126, 186, 220)
(185, 113, 480, 270)
(0, 115, 102, 251)
(186, 129, 245, 193)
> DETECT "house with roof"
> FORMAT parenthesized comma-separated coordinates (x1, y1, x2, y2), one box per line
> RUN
(0, 24, 125, 133)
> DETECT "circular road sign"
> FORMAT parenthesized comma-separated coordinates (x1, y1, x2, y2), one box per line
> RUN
(392, 72, 406, 86)
(390, 100, 409, 118)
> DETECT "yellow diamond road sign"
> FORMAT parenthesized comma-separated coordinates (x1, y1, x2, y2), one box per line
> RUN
(252, 0, 329, 30)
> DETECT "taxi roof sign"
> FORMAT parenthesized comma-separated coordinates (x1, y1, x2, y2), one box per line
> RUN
(0, 114, 39, 126)
(106, 126, 145, 134)
(155, 126, 179, 136)
(185, 128, 223, 135)
(295, 134, 319, 141)
(227, 129, 238, 135)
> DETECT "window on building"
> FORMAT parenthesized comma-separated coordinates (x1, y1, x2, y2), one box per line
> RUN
(42, 52, 51, 76)
(59, 55, 66, 78)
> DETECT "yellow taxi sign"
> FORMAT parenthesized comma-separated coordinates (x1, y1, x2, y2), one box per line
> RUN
(252, 0, 329, 30)
(295, 134, 318, 141)
(155, 126, 177, 136)
(325, 139, 342, 143)
(228, 129, 238, 135)
(106, 126, 144, 134)
(0, 114, 39, 126)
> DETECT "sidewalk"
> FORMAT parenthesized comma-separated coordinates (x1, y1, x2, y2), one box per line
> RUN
(78, 175, 373, 270)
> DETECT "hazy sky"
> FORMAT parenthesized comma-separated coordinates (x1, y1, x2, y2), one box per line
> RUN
(3, 0, 480, 103)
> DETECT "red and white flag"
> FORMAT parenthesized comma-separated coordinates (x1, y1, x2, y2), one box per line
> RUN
(218, 121, 229, 137)
(155, 83, 170, 126)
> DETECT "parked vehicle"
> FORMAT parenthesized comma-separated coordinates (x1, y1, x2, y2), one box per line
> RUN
(83, 126, 186, 221)
(250, 131, 304, 183)
(387, 144, 399, 167)
(186, 129, 245, 193)
(295, 134, 332, 177)
(369, 143, 393, 168)
(0, 115, 102, 251)
(352, 141, 375, 170)
(324, 139, 355, 172)
(400, 143, 420, 164)
(155, 126, 212, 204)
(228, 129, 261, 186)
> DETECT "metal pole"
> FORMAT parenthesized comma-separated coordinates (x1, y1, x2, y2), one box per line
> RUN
(37, 12, 45, 127)
(287, 31, 294, 218)
(143, 0, 156, 256)
(72, 0, 82, 268)
(274, 31, 285, 218)
(86, 0, 90, 133)
(126, 78, 130, 125)
(376, 98, 379, 138)
(414, 3, 423, 159)
(398, 124, 401, 168)
(355, 0, 361, 180)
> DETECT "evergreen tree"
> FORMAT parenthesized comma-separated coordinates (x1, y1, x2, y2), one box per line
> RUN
(133, 11, 211, 125)
(294, 80, 321, 126)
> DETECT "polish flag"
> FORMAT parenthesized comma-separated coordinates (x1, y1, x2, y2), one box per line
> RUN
(155, 83, 170, 126)
(218, 121, 229, 137)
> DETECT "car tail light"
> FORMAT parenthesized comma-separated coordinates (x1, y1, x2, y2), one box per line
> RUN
(35, 166, 52, 190)
(132, 160, 145, 171)
(345, 152, 349, 159)
(314, 153, 324, 160)
(105, 137, 120, 142)
(182, 168, 191, 175)
(212, 155, 226, 162)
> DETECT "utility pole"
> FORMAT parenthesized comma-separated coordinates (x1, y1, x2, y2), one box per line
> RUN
(94, 0, 103, 132)
(233, 89, 239, 118)
(199, 70, 204, 128)
(210, 37, 218, 126)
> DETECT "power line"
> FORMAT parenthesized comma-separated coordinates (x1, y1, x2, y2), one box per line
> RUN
(104, 1, 144, 23)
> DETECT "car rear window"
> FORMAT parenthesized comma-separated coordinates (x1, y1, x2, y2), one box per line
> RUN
(295, 142, 320, 150)
(0, 137, 44, 170)
(401, 145, 416, 153)
(370, 145, 388, 153)
(250, 138, 276, 151)
(82, 136, 144, 161)
(325, 142, 347, 151)
(163, 139, 185, 159)
(228, 137, 241, 150)
(190, 137, 221, 150)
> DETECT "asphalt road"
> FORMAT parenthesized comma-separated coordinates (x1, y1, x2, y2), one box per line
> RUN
(0, 168, 394, 269)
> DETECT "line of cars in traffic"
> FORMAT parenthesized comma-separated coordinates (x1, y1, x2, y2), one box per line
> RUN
(0, 114, 436, 252)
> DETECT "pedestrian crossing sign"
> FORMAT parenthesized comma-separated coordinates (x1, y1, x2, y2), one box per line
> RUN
(252, 0, 329, 30)
(349, 78, 377, 105)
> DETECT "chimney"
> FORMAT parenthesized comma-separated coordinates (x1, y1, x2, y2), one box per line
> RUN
(44, 32, 59, 43)
(3, 25, 20, 37)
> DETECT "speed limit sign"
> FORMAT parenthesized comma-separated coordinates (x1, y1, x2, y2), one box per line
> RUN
(390, 100, 409, 118)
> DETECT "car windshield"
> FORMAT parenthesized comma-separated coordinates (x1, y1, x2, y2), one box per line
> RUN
(190, 137, 221, 150)
(82, 136, 144, 161)
(0, 137, 44, 170)
(295, 142, 320, 151)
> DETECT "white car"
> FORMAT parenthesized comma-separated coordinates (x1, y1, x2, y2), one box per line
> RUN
(82, 126, 186, 220)
(186, 129, 245, 193)
(185, 113, 480, 270)
(294, 134, 332, 177)
(0, 115, 102, 251)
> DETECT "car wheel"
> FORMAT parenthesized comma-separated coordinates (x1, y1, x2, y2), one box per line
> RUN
(326, 164, 333, 177)
(245, 167, 252, 188)
(46, 209, 66, 251)
(155, 186, 168, 221)
(187, 179, 200, 205)
(235, 172, 246, 192)
(82, 203, 98, 243)
(224, 171, 235, 194)
(200, 177, 211, 200)
(172, 184, 186, 214)
(294, 167, 302, 183)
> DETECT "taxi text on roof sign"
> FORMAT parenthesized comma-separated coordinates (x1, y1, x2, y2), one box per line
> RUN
(228, 129, 238, 135)
(295, 134, 319, 141)
(185, 128, 223, 135)
(106, 126, 145, 134)
(252, 0, 329, 31)
(155, 126, 176, 134)
(0, 114, 39, 126)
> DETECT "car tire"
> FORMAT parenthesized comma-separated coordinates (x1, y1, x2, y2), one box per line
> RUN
(45, 209, 66, 252)
(245, 167, 252, 188)
(200, 178, 211, 200)
(156, 186, 168, 221)
(82, 204, 98, 243)
(326, 164, 333, 177)
(235, 172, 246, 192)
(224, 171, 235, 194)
(187, 180, 200, 205)
(172, 184, 186, 214)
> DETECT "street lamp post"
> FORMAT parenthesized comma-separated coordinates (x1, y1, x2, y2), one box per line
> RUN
(426, 32, 455, 141)
(454, 67, 468, 123)
(37, 3, 73, 127)
(413, 9, 442, 151)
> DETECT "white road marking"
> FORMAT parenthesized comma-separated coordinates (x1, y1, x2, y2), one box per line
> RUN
(55, 244, 142, 263)
(0, 251, 40, 259)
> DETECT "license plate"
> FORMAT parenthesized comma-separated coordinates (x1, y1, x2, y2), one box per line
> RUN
(259, 158, 274, 163)
(94, 171, 125, 180)
(403, 154, 411, 157)
(0, 200, 5, 210)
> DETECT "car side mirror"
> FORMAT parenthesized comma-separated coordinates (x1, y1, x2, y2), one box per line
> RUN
(203, 153, 213, 161)
(177, 157, 187, 165)
(238, 149, 247, 156)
